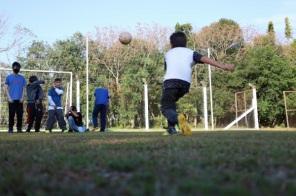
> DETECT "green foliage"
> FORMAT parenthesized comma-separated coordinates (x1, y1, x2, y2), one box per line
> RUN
(267, 21, 275, 34)
(236, 45, 296, 127)
(175, 23, 195, 48)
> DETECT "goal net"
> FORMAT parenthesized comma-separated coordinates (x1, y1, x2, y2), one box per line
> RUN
(0, 68, 73, 130)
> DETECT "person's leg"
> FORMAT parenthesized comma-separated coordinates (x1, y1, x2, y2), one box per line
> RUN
(77, 126, 87, 132)
(56, 109, 67, 131)
(16, 102, 24, 132)
(8, 102, 16, 133)
(46, 110, 56, 132)
(67, 116, 79, 132)
(92, 105, 99, 129)
(26, 103, 35, 132)
(161, 88, 179, 130)
(175, 87, 191, 135)
(99, 104, 107, 132)
(34, 103, 43, 132)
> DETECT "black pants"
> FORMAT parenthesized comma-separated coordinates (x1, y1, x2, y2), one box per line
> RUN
(92, 104, 107, 131)
(46, 109, 67, 131)
(160, 79, 190, 127)
(26, 103, 44, 132)
(8, 101, 23, 132)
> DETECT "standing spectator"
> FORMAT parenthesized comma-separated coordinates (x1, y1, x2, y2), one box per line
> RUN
(66, 106, 88, 133)
(45, 78, 67, 132)
(92, 87, 109, 132)
(26, 75, 45, 132)
(4, 62, 26, 133)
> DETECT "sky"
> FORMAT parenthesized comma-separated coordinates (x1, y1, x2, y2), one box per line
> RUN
(1, 0, 296, 63)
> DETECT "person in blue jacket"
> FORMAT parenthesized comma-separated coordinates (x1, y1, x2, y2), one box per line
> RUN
(45, 78, 67, 132)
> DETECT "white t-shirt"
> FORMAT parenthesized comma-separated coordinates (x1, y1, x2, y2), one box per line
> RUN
(164, 47, 203, 83)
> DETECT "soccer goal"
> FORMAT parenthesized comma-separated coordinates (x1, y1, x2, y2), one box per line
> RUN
(224, 84, 259, 130)
(283, 91, 296, 128)
(0, 67, 73, 130)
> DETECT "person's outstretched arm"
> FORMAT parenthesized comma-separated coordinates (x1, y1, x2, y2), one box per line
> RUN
(200, 56, 235, 71)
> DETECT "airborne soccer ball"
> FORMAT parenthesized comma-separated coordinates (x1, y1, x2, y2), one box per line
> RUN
(119, 32, 132, 45)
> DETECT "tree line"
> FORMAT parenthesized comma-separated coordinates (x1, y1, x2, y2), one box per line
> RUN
(2, 18, 296, 128)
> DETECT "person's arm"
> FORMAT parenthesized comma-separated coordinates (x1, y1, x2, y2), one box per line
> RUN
(48, 95, 56, 107)
(4, 85, 12, 102)
(193, 51, 234, 71)
(20, 77, 27, 103)
(55, 88, 64, 95)
(36, 87, 44, 104)
(71, 111, 79, 117)
(20, 87, 25, 103)
(32, 80, 45, 86)
(200, 56, 235, 71)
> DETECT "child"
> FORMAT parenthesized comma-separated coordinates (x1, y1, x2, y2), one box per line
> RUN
(4, 62, 26, 133)
(161, 31, 234, 135)
(45, 78, 67, 132)
(26, 75, 45, 132)
(92, 87, 109, 132)
(66, 106, 88, 133)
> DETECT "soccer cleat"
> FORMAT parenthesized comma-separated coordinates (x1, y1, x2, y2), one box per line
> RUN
(178, 113, 192, 136)
(91, 128, 98, 132)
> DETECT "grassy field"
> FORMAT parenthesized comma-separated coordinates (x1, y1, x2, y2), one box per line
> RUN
(0, 131, 295, 195)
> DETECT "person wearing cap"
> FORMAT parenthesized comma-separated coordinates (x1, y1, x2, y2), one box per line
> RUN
(4, 62, 27, 133)
(26, 75, 45, 132)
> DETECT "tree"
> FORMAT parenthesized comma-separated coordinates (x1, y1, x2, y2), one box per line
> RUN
(285, 17, 293, 40)
(18, 41, 51, 70)
(48, 32, 85, 72)
(0, 16, 34, 54)
(267, 21, 275, 34)
(194, 18, 244, 61)
(235, 44, 296, 127)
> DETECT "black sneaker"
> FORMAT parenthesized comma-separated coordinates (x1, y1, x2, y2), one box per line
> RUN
(100, 129, 105, 132)
(26, 129, 31, 133)
(167, 127, 178, 135)
(17, 130, 23, 133)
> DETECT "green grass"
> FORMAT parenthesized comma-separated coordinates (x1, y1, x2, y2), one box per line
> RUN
(0, 131, 295, 195)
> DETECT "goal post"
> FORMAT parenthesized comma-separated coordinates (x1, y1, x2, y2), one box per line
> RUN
(224, 84, 259, 130)
(283, 91, 296, 128)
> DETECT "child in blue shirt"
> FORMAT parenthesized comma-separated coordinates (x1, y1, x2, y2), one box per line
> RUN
(5, 62, 26, 133)
(45, 78, 67, 132)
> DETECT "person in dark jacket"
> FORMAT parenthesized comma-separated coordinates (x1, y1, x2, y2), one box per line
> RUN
(26, 75, 45, 132)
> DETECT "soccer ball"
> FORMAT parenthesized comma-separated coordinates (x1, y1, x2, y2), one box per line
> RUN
(119, 32, 132, 45)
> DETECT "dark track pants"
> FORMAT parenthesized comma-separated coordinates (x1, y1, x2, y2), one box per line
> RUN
(26, 103, 44, 132)
(46, 109, 66, 131)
